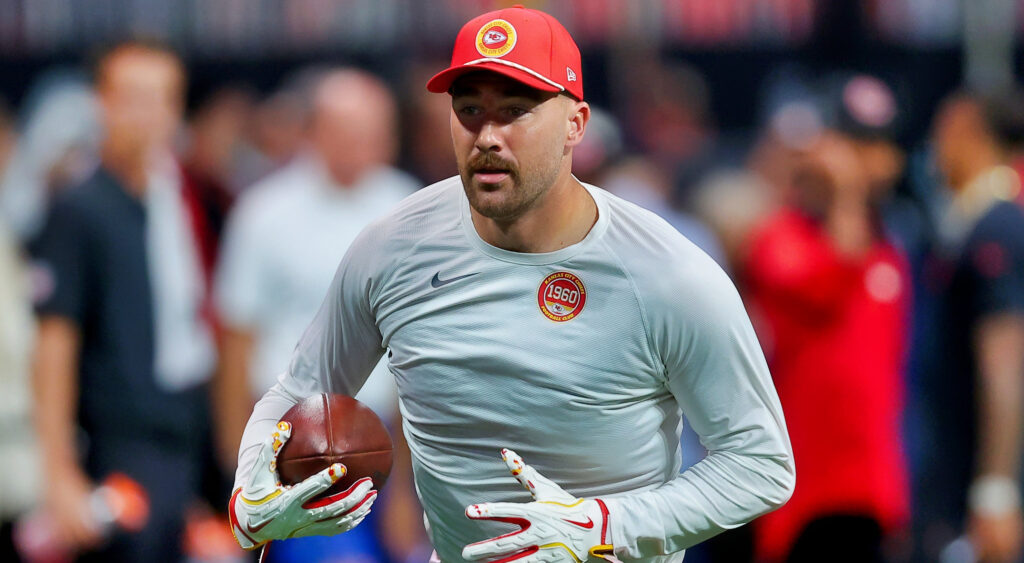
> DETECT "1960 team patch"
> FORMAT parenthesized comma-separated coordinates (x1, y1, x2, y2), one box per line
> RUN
(537, 271, 586, 322)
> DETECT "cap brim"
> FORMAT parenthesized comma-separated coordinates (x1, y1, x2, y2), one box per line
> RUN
(426, 61, 563, 95)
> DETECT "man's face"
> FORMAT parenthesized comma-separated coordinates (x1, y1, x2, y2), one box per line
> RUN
(450, 72, 572, 221)
(854, 137, 905, 199)
(311, 80, 395, 187)
(98, 49, 184, 158)
(931, 97, 981, 189)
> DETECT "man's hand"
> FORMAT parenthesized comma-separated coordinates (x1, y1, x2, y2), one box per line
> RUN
(969, 509, 1024, 563)
(45, 465, 102, 549)
(228, 421, 377, 550)
(462, 449, 613, 562)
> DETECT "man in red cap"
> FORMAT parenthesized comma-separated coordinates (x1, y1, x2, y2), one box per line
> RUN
(228, 6, 794, 562)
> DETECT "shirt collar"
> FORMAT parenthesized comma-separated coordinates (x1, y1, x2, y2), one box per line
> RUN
(299, 150, 385, 198)
(942, 165, 1021, 244)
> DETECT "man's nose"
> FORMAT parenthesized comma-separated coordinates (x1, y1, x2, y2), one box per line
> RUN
(475, 121, 504, 153)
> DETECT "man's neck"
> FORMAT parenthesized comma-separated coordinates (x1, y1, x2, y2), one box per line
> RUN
(325, 166, 359, 190)
(310, 150, 369, 190)
(470, 172, 598, 254)
(952, 163, 1019, 225)
(954, 147, 1003, 194)
(102, 146, 150, 198)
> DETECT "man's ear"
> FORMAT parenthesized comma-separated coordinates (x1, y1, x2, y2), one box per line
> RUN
(565, 100, 590, 149)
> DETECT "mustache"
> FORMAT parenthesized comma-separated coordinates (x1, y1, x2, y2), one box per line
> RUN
(468, 152, 518, 175)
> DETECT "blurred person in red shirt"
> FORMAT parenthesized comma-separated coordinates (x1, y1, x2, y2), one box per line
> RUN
(745, 74, 911, 562)
(0, 99, 14, 172)
(180, 86, 257, 242)
(233, 78, 311, 189)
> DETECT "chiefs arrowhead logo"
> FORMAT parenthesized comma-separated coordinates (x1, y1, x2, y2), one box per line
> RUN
(484, 30, 507, 45)
(476, 19, 517, 58)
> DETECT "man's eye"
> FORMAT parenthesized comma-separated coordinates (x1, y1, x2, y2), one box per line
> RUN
(506, 106, 528, 118)
(457, 105, 482, 116)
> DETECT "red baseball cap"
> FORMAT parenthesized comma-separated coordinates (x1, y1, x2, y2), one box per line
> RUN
(426, 5, 583, 101)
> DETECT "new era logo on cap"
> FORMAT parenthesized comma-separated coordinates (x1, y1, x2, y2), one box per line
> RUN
(426, 5, 584, 100)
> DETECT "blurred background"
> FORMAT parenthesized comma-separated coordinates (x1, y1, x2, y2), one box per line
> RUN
(0, 0, 1023, 562)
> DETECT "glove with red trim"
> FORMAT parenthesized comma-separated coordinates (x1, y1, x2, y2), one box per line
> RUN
(228, 421, 377, 550)
(462, 449, 614, 562)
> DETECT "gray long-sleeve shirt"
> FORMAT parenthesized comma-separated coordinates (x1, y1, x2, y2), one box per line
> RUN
(236, 177, 794, 561)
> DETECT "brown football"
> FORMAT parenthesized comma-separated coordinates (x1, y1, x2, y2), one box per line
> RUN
(276, 393, 393, 498)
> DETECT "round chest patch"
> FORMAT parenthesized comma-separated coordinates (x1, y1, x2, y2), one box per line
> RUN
(974, 242, 1008, 279)
(864, 261, 901, 304)
(537, 271, 586, 322)
(476, 19, 517, 58)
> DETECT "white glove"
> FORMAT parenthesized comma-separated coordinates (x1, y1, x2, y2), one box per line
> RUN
(228, 421, 377, 550)
(462, 448, 614, 562)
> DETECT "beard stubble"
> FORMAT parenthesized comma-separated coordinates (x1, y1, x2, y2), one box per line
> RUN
(460, 151, 560, 222)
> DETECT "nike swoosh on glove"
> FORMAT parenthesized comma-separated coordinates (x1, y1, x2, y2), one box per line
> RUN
(229, 421, 377, 550)
(462, 448, 614, 562)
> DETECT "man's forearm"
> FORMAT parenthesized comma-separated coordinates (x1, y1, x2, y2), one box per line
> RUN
(827, 198, 874, 259)
(233, 380, 306, 489)
(33, 317, 84, 473)
(974, 314, 1024, 482)
(215, 326, 257, 472)
(604, 449, 794, 560)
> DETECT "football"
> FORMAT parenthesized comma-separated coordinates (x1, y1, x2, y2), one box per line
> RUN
(276, 393, 393, 498)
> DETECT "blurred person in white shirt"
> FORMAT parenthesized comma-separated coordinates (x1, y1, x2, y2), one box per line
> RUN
(0, 77, 100, 243)
(0, 98, 39, 562)
(602, 157, 725, 268)
(213, 68, 424, 563)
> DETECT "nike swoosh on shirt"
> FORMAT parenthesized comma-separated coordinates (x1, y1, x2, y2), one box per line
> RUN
(431, 272, 478, 288)
(562, 516, 595, 529)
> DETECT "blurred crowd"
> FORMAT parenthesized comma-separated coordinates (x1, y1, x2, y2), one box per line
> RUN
(0, 21, 1022, 563)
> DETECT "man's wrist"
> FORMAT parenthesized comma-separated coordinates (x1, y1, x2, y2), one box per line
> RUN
(969, 475, 1022, 516)
(589, 498, 614, 558)
(595, 496, 623, 559)
(228, 488, 265, 550)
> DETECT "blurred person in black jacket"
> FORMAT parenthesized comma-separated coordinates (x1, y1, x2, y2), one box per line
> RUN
(920, 92, 1024, 563)
(31, 40, 218, 563)
(984, 88, 1024, 211)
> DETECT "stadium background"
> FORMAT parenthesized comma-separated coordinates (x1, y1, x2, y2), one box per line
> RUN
(2, 1, 1015, 138)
